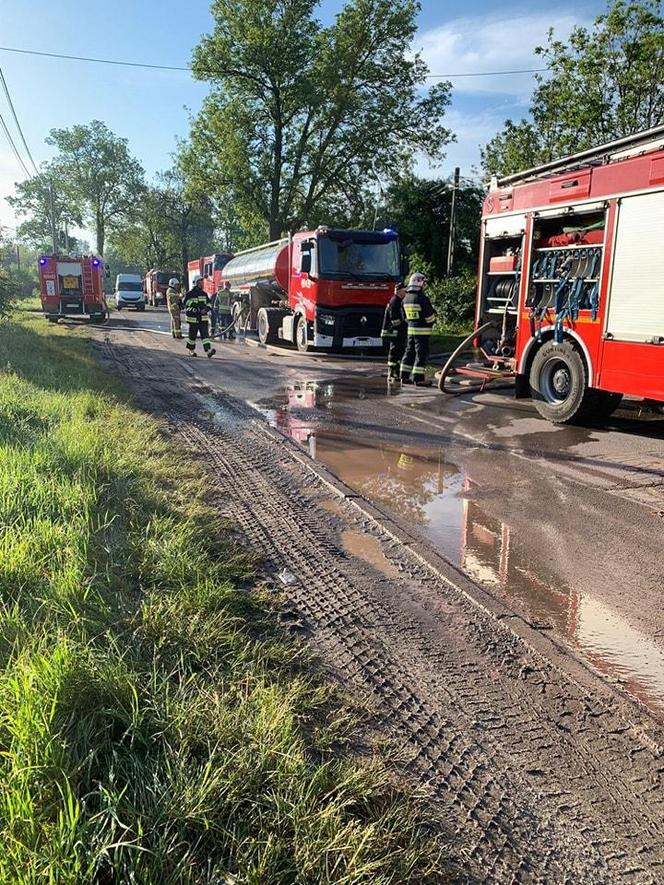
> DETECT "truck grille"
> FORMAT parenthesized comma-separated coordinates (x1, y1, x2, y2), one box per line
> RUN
(341, 311, 382, 338)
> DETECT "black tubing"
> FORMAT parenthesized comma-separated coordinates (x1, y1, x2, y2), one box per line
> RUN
(437, 320, 514, 396)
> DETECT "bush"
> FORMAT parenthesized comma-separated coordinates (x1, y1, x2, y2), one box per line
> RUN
(429, 270, 477, 329)
(406, 253, 476, 330)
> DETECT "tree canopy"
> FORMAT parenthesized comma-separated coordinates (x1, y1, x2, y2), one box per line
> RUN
(181, 0, 453, 240)
(46, 120, 145, 255)
(6, 173, 84, 254)
(483, 0, 664, 175)
(109, 171, 215, 282)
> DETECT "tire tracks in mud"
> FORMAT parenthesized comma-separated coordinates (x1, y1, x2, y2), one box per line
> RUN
(95, 330, 664, 884)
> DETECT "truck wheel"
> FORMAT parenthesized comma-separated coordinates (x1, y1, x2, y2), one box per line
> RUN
(232, 302, 245, 335)
(47, 316, 58, 324)
(257, 307, 285, 345)
(295, 315, 313, 353)
(529, 340, 589, 424)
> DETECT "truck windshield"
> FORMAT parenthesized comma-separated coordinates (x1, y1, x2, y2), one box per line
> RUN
(156, 273, 171, 285)
(119, 282, 143, 292)
(318, 237, 400, 279)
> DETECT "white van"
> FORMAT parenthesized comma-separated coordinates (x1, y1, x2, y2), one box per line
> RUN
(115, 273, 145, 311)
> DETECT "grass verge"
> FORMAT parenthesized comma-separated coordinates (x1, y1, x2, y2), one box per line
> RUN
(0, 310, 450, 884)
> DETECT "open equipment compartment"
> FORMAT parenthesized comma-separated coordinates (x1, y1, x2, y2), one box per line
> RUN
(477, 214, 525, 360)
(526, 205, 606, 337)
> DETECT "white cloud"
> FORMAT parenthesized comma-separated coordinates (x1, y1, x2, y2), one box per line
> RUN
(417, 9, 590, 97)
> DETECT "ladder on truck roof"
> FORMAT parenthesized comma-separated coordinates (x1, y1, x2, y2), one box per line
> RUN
(496, 124, 664, 188)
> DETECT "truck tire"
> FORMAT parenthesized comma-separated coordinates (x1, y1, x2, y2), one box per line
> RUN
(232, 302, 245, 335)
(295, 315, 313, 353)
(257, 307, 281, 345)
(529, 340, 589, 424)
(47, 315, 58, 324)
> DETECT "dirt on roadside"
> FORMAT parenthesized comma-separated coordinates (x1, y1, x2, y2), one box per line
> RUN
(93, 326, 664, 885)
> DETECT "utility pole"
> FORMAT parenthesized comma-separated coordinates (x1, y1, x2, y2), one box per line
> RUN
(15, 242, 20, 273)
(48, 180, 57, 253)
(446, 166, 460, 277)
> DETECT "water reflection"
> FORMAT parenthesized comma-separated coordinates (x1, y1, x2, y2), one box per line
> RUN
(264, 381, 664, 718)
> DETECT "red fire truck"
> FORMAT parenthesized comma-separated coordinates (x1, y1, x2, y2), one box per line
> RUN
(220, 227, 404, 351)
(38, 254, 108, 323)
(144, 269, 177, 306)
(186, 253, 234, 296)
(455, 125, 664, 423)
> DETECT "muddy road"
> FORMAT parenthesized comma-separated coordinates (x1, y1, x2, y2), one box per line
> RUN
(92, 310, 664, 882)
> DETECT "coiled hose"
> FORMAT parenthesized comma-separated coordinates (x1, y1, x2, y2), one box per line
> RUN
(437, 320, 514, 396)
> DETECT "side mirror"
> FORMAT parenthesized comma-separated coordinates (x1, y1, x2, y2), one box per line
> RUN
(300, 252, 312, 275)
(105, 267, 111, 279)
(400, 254, 409, 279)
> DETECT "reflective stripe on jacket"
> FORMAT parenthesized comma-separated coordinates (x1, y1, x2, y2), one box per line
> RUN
(403, 289, 436, 336)
(182, 287, 211, 323)
(381, 294, 406, 338)
(166, 287, 181, 311)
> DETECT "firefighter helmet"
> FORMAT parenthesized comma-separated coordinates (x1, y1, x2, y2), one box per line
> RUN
(193, 274, 203, 284)
(407, 271, 427, 290)
(168, 277, 179, 286)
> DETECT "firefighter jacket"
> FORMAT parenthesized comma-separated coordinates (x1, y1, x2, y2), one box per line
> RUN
(216, 286, 233, 311)
(381, 295, 406, 338)
(403, 288, 436, 336)
(166, 287, 181, 312)
(183, 287, 211, 324)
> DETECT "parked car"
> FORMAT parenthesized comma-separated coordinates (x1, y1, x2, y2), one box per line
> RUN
(115, 274, 145, 311)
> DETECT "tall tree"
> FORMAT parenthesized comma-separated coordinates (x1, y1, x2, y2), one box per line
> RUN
(182, 0, 453, 240)
(385, 175, 484, 277)
(109, 171, 215, 282)
(483, 0, 664, 175)
(46, 121, 145, 255)
(6, 172, 83, 253)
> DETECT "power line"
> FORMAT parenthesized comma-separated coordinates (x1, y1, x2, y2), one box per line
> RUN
(0, 66, 39, 175)
(0, 44, 546, 79)
(0, 107, 32, 179)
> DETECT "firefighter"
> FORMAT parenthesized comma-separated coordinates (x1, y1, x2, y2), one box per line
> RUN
(216, 280, 234, 339)
(381, 280, 407, 382)
(182, 274, 216, 358)
(400, 272, 436, 386)
(166, 277, 183, 339)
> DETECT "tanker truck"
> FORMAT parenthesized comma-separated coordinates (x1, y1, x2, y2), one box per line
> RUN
(221, 227, 405, 352)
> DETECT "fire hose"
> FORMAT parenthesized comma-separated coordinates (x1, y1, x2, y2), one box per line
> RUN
(211, 305, 249, 339)
(437, 319, 515, 396)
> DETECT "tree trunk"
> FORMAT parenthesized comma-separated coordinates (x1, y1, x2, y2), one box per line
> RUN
(96, 208, 105, 256)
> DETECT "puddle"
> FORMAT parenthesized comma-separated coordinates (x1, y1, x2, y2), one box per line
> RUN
(259, 381, 664, 718)
(341, 529, 403, 580)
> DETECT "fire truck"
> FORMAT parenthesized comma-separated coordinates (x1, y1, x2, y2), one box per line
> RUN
(186, 253, 234, 296)
(38, 254, 108, 323)
(446, 126, 664, 423)
(144, 269, 177, 306)
(220, 227, 404, 351)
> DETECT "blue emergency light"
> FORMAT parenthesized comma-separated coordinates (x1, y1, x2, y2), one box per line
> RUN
(39, 257, 48, 266)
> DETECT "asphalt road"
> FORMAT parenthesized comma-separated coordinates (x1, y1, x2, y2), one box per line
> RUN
(105, 307, 664, 719)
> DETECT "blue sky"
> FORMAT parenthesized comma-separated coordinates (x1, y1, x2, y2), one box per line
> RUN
(0, 0, 606, 234)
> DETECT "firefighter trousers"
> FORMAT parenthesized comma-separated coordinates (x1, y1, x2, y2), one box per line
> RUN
(186, 319, 213, 353)
(400, 335, 430, 380)
(386, 332, 407, 376)
(169, 308, 182, 338)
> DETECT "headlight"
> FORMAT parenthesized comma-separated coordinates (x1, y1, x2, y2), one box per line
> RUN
(318, 313, 335, 326)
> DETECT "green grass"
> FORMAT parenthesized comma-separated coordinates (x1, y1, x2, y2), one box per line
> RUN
(430, 325, 472, 356)
(0, 311, 450, 884)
